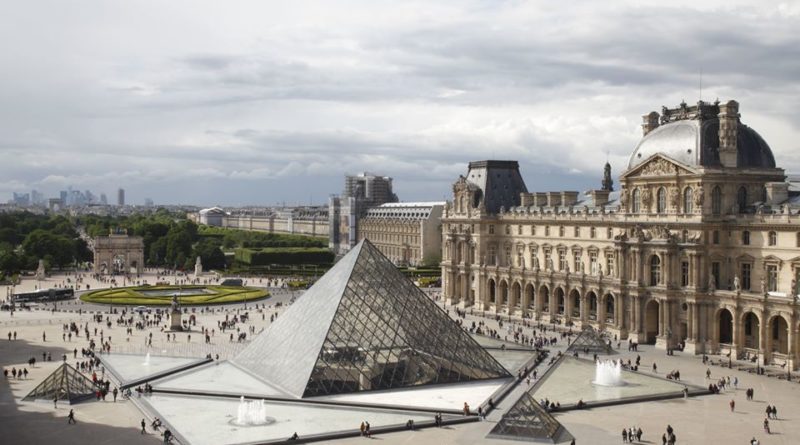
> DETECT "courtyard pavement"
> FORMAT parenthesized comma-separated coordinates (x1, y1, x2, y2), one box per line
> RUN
(2, 273, 800, 444)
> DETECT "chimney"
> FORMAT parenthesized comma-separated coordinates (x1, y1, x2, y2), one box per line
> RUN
(764, 182, 788, 206)
(561, 191, 580, 207)
(589, 190, 611, 207)
(642, 111, 660, 136)
(718, 100, 740, 168)
(546, 192, 561, 207)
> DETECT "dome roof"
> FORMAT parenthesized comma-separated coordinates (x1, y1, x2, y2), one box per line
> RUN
(628, 118, 776, 170)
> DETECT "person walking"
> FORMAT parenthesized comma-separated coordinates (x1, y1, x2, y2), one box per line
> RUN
(53, 395, 58, 409)
(730, 399, 735, 412)
(141, 418, 146, 434)
(68, 409, 76, 424)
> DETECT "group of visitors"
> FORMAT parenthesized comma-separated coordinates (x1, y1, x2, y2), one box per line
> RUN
(621, 426, 643, 442)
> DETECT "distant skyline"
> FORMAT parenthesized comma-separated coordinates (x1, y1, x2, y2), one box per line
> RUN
(2, 1, 799, 206)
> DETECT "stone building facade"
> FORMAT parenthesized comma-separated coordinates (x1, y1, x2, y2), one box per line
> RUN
(189, 207, 329, 237)
(358, 202, 444, 266)
(441, 100, 800, 369)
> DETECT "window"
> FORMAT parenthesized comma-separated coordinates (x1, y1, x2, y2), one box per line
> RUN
(713, 230, 720, 244)
(632, 188, 641, 213)
(545, 226, 550, 237)
(587, 251, 597, 275)
(590, 227, 596, 238)
(504, 246, 512, 266)
(712, 186, 722, 215)
(737, 186, 747, 213)
(544, 249, 552, 270)
(742, 231, 750, 245)
(768, 231, 777, 246)
(607, 228, 613, 239)
(656, 187, 667, 213)
(531, 225, 536, 236)
(559, 226, 565, 237)
(683, 187, 693, 213)
(574, 226, 580, 237)
(797, 232, 800, 248)
(505, 225, 511, 235)
(767, 265, 778, 292)
(606, 254, 615, 277)
(572, 252, 581, 273)
(681, 261, 689, 287)
(712, 262, 721, 289)
(489, 225, 494, 235)
(741, 263, 751, 291)
(517, 225, 522, 235)
(558, 250, 567, 271)
(650, 255, 661, 286)
(488, 245, 496, 266)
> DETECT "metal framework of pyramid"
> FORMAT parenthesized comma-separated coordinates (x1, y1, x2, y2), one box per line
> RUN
(567, 326, 613, 355)
(488, 390, 569, 443)
(233, 239, 510, 398)
(23, 363, 98, 404)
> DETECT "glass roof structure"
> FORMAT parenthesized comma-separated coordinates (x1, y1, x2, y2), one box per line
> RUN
(233, 239, 510, 398)
(488, 390, 568, 443)
(23, 363, 98, 404)
(567, 326, 614, 355)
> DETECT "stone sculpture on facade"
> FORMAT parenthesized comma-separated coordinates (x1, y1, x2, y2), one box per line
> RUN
(194, 256, 203, 278)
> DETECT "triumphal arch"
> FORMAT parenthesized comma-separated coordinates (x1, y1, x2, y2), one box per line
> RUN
(93, 233, 144, 275)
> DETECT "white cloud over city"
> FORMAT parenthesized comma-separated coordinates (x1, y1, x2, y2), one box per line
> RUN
(1, 0, 799, 205)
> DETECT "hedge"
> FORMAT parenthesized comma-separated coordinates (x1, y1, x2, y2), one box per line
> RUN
(234, 247, 334, 266)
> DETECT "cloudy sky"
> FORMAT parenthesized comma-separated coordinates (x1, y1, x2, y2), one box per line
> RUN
(2, 1, 799, 206)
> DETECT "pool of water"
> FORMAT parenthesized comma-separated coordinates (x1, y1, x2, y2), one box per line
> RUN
(138, 288, 216, 297)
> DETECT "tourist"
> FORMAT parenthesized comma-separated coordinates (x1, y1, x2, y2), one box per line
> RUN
(477, 406, 483, 420)
(463, 402, 470, 416)
(288, 432, 299, 441)
(360, 421, 366, 436)
(652, 362, 657, 373)
(141, 418, 146, 434)
(53, 395, 58, 409)
(365, 421, 371, 438)
(730, 399, 735, 412)
(636, 427, 642, 441)
(163, 429, 173, 443)
(622, 429, 628, 442)
(68, 409, 76, 424)
(763, 418, 770, 434)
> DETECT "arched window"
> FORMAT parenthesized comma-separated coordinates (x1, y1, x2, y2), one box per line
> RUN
(737, 186, 747, 213)
(712, 186, 722, 215)
(650, 255, 661, 286)
(632, 188, 641, 213)
(656, 187, 667, 213)
(683, 187, 693, 214)
(768, 231, 777, 246)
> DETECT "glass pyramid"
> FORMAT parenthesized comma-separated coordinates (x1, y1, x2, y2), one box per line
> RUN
(488, 390, 569, 443)
(567, 326, 613, 355)
(234, 239, 510, 398)
(23, 363, 98, 404)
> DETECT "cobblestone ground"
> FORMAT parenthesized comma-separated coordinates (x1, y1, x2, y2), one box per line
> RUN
(2, 274, 799, 444)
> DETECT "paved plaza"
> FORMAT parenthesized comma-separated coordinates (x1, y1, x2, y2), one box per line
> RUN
(3, 272, 800, 444)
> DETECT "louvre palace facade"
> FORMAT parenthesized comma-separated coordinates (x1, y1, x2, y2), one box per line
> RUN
(441, 100, 800, 369)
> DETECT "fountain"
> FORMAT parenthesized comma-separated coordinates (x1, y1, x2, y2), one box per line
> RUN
(593, 359, 625, 387)
(143, 352, 151, 366)
(231, 396, 275, 426)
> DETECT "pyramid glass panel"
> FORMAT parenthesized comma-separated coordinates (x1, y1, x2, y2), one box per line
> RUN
(23, 363, 98, 404)
(302, 240, 509, 397)
(567, 326, 614, 355)
(489, 390, 567, 443)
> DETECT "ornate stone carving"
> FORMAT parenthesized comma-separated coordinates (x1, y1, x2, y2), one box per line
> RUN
(694, 186, 704, 206)
(641, 187, 652, 209)
(619, 188, 629, 209)
(639, 158, 676, 176)
(669, 186, 680, 207)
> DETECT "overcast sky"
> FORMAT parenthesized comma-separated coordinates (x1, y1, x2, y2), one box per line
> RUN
(1, 1, 799, 206)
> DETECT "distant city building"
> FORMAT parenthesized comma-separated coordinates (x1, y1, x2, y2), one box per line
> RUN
(358, 202, 444, 266)
(100, 193, 108, 205)
(11, 192, 30, 206)
(117, 188, 125, 206)
(30, 190, 44, 206)
(144, 198, 154, 207)
(329, 173, 398, 255)
(189, 206, 329, 237)
(442, 99, 800, 369)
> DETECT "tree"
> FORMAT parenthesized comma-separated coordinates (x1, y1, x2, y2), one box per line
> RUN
(193, 238, 226, 270)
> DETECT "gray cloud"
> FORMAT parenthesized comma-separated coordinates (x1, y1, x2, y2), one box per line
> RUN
(0, 0, 798, 206)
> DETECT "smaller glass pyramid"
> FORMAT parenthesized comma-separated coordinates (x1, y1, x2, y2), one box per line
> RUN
(488, 390, 569, 443)
(567, 326, 613, 355)
(23, 363, 98, 404)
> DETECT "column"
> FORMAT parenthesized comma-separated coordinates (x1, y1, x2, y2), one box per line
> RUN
(760, 315, 768, 364)
(580, 294, 588, 324)
(687, 303, 695, 340)
(658, 302, 664, 336)
(616, 296, 624, 330)
(692, 302, 701, 342)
